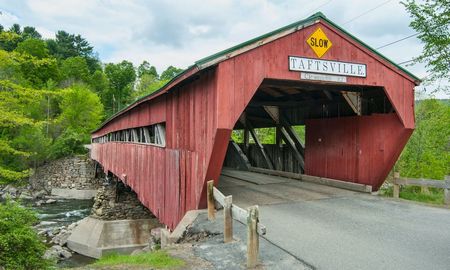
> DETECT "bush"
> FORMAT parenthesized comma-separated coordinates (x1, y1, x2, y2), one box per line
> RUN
(0, 199, 52, 270)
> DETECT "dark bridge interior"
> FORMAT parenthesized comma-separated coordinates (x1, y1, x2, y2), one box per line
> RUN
(223, 78, 394, 174)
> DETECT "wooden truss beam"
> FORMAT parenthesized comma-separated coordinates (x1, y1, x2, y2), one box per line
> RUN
(341, 91, 362, 115)
(248, 98, 331, 107)
(229, 141, 251, 170)
(263, 106, 305, 172)
(239, 114, 274, 170)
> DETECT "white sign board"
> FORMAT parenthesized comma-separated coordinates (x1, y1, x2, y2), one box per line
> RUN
(300, 72, 347, 83)
(289, 56, 367, 78)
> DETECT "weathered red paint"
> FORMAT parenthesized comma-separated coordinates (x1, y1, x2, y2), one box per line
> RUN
(91, 19, 416, 229)
(305, 114, 413, 190)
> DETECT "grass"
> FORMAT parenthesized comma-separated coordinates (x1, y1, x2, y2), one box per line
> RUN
(399, 188, 444, 205)
(92, 250, 184, 268)
(381, 185, 445, 205)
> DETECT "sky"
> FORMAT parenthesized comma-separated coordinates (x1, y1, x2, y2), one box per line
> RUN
(0, 0, 447, 98)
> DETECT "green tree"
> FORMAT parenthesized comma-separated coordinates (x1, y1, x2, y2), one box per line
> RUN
(47, 30, 93, 59)
(18, 53, 59, 88)
(398, 99, 450, 179)
(15, 38, 49, 59)
(137, 60, 158, 78)
(104, 60, 136, 114)
(160, 65, 183, 81)
(49, 85, 104, 158)
(57, 85, 104, 134)
(89, 69, 109, 94)
(0, 199, 52, 270)
(132, 76, 167, 100)
(59, 56, 90, 85)
(0, 50, 25, 84)
(46, 30, 99, 73)
(21, 26, 42, 40)
(0, 81, 54, 183)
(8, 23, 21, 35)
(402, 0, 450, 86)
(0, 31, 22, 51)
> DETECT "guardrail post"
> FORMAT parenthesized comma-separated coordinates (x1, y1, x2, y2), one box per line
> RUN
(445, 176, 450, 205)
(224, 195, 233, 243)
(393, 172, 400, 199)
(247, 205, 259, 268)
(207, 180, 215, 220)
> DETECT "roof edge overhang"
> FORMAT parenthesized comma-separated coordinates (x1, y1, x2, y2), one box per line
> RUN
(92, 12, 420, 134)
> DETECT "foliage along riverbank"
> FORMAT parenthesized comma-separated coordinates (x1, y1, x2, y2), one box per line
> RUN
(0, 23, 182, 185)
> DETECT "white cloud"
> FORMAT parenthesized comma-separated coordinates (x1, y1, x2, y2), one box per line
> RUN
(0, 10, 19, 26)
(0, 0, 447, 98)
(35, 26, 55, 39)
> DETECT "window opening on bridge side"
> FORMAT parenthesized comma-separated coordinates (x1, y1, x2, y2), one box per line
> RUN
(92, 122, 166, 147)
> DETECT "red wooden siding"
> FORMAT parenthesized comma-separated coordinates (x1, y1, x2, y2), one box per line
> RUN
(305, 114, 412, 189)
(215, 21, 415, 130)
(92, 96, 167, 138)
(91, 18, 416, 229)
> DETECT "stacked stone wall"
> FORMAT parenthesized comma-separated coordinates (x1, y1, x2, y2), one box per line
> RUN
(30, 155, 101, 191)
(91, 180, 154, 220)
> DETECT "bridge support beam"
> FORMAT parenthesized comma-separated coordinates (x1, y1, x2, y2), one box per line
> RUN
(239, 114, 274, 170)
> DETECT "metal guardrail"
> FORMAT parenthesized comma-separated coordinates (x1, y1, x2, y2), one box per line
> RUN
(393, 172, 450, 205)
(206, 180, 266, 268)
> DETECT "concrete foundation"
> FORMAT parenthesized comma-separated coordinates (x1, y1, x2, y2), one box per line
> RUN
(51, 188, 97, 199)
(67, 217, 159, 258)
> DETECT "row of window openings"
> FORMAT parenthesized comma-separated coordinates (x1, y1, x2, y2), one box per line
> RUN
(92, 123, 166, 147)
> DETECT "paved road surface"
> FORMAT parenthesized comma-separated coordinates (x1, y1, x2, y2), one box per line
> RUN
(218, 170, 450, 270)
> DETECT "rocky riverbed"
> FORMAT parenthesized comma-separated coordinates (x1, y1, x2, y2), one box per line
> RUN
(0, 183, 95, 267)
(31, 199, 94, 266)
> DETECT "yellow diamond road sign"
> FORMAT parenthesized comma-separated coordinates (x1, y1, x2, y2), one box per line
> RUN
(307, 27, 332, 58)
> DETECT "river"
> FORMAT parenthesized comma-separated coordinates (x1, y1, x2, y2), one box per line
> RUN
(31, 199, 96, 268)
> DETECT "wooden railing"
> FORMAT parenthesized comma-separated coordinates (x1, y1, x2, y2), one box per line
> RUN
(393, 172, 450, 205)
(206, 180, 266, 268)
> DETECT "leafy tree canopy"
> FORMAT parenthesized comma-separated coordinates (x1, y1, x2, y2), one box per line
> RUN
(22, 26, 42, 40)
(397, 99, 450, 179)
(0, 31, 22, 51)
(46, 30, 100, 73)
(15, 38, 49, 59)
(59, 56, 90, 85)
(58, 84, 104, 135)
(0, 80, 56, 183)
(138, 60, 158, 78)
(8, 23, 21, 35)
(160, 65, 183, 81)
(47, 30, 93, 59)
(402, 0, 450, 87)
(104, 60, 136, 114)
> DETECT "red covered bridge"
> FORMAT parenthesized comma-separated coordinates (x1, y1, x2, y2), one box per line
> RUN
(91, 12, 419, 229)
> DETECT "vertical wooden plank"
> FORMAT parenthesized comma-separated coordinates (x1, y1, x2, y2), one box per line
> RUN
(444, 176, 450, 205)
(247, 205, 259, 268)
(179, 150, 186, 221)
(243, 128, 250, 155)
(224, 195, 233, 243)
(207, 180, 215, 220)
(393, 172, 400, 199)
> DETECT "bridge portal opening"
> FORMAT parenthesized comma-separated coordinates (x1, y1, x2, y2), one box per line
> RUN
(222, 78, 394, 177)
